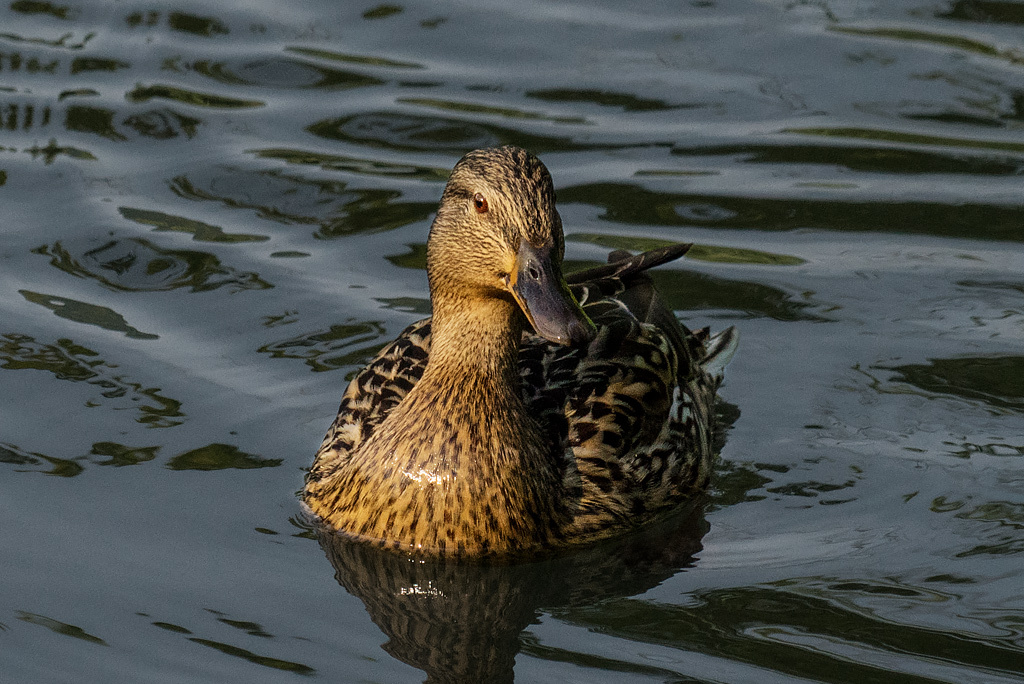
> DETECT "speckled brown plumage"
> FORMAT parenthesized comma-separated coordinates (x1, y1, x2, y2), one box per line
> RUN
(304, 146, 737, 559)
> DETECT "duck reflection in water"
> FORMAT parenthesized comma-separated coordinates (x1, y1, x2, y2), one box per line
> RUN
(303, 145, 737, 679)
(316, 502, 708, 683)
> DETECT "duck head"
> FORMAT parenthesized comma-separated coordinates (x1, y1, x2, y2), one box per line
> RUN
(427, 146, 596, 347)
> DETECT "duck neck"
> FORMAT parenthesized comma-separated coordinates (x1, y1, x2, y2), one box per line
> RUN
(424, 293, 525, 395)
(319, 291, 568, 556)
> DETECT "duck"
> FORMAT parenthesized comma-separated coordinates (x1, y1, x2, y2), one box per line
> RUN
(304, 145, 737, 559)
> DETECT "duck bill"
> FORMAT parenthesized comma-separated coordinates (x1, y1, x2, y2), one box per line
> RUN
(508, 240, 596, 346)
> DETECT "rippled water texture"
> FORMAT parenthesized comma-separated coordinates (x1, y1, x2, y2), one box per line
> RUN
(2, 0, 1024, 682)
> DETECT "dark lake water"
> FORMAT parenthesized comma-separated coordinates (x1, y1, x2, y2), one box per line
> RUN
(3, 0, 1024, 682)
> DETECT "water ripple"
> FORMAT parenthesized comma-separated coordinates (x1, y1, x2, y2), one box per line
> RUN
(118, 206, 269, 243)
(126, 83, 264, 110)
(19, 290, 158, 340)
(0, 333, 183, 426)
(35, 238, 272, 293)
(883, 356, 1024, 414)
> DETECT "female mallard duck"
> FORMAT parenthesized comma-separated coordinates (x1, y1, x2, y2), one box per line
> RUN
(304, 146, 737, 559)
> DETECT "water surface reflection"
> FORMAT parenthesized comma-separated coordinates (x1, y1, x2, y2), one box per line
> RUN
(4, 0, 1024, 680)
(317, 504, 706, 683)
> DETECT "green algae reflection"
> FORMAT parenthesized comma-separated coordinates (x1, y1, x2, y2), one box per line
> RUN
(142, 608, 314, 674)
(560, 182, 1024, 243)
(259, 321, 388, 373)
(89, 441, 159, 467)
(252, 148, 449, 181)
(119, 206, 268, 243)
(19, 290, 158, 340)
(36, 238, 272, 293)
(0, 440, 159, 476)
(548, 580, 1024, 683)
(167, 169, 435, 239)
(187, 639, 314, 676)
(24, 139, 96, 164)
(286, 45, 422, 70)
(527, 87, 689, 112)
(786, 125, 1024, 155)
(939, 1, 1024, 25)
(929, 495, 1024, 557)
(831, 25, 1024, 67)
(123, 10, 229, 36)
(126, 84, 262, 109)
(166, 443, 280, 471)
(0, 442, 83, 477)
(17, 612, 107, 646)
(188, 56, 384, 90)
(0, 333, 184, 426)
(9, 1, 76, 20)
(885, 355, 1024, 413)
(398, 97, 587, 125)
(307, 111, 601, 154)
(64, 103, 201, 141)
(671, 141, 1023, 176)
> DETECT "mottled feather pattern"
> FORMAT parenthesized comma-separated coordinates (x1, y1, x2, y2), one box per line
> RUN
(309, 252, 726, 542)
(305, 147, 736, 558)
(309, 321, 431, 483)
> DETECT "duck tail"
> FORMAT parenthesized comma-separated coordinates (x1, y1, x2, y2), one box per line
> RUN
(701, 326, 739, 382)
(565, 243, 692, 285)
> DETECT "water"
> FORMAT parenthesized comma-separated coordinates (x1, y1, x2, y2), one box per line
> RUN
(2, 0, 1023, 681)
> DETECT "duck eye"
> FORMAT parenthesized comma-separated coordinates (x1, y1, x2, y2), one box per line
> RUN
(473, 193, 488, 213)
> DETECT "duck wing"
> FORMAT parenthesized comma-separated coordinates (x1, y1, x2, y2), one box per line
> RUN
(309, 318, 432, 484)
(521, 244, 737, 536)
(568, 243, 693, 357)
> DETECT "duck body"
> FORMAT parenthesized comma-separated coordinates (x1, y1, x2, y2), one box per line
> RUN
(304, 146, 737, 559)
